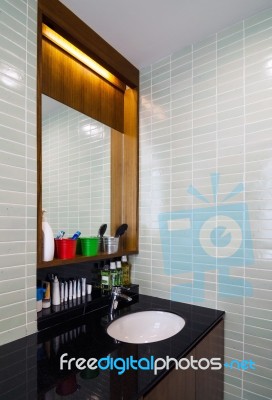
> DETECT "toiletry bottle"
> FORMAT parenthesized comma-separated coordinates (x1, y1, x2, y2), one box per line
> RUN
(121, 255, 131, 286)
(42, 209, 54, 261)
(64, 281, 68, 303)
(116, 261, 122, 286)
(68, 280, 73, 301)
(81, 277, 86, 297)
(60, 281, 64, 303)
(73, 279, 77, 300)
(110, 262, 118, 287)
(71, 231, 81, 240)
(101, 264, 111, 291)
(42, 281, 51, 309)
(52, 276, 61, 306)
(77, 278, 81, 298)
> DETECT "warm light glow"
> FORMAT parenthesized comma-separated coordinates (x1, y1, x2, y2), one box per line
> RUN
(42, 24, 120, 87)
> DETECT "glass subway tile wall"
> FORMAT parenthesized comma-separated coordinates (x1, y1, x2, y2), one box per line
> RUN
(132, 9, 272, 400)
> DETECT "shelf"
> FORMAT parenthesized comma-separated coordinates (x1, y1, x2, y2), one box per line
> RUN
(37, 249, 138, 268)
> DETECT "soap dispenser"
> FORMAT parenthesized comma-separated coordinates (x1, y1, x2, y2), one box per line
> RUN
(42, 209, 54, 262)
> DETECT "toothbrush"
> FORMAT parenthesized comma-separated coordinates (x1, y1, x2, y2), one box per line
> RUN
(56, 230, 65, 239)
(71, 231, 81, 240)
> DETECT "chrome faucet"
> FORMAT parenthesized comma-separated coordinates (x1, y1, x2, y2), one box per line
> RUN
(109, 286, 132, 318)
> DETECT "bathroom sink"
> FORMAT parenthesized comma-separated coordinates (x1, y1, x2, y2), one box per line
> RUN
(106, 310, 185, 344)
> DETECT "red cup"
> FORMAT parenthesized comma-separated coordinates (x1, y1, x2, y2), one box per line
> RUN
(55, 239, 77, 259)
(56, 373, 78, 396)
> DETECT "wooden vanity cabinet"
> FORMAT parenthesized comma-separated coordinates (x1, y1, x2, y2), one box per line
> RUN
(142, 319, 224, 400)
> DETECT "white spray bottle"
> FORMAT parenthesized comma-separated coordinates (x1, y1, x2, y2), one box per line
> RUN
(42, 209, 54, 262)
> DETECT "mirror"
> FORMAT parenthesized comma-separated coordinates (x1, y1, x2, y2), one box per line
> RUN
(38, 2, 139, 267)
(42, 94, 112, 238)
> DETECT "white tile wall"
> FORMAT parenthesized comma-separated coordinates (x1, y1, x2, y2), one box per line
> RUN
(0, 0, 37, 345)
(42, 102, 111, 237)
(0, 2, 271, 398)
(133, 9, 272, 400)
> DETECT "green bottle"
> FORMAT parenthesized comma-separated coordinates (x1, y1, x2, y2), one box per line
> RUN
(121, 255, 131, 286)
(101, 265, 111, 291)
(116, 261, 123, 286)
(110, 262, 118, 287)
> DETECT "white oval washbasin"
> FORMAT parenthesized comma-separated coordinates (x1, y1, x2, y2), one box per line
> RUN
(106, 311, 185, 344)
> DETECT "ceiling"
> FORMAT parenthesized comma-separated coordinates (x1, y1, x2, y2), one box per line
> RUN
(60, 0, 272, 68)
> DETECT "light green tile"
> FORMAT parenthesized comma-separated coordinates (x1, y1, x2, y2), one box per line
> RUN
(26, 321, 37, 336)
(246, 59, 271, 79)
(218, 21, 243, 41)
(171, 61, 192, 77)
(0, 276, 25, 294)
(245, 26, 272, 49)
(193, 105, 216, 119)
(246, 107, 272, 124)
(152, 67, 170, 82)
(193, 88, 216, 102)
(224, 383, 242, 399)
(245, 8, 272, 28)
(218, 30, 244, 50)
(1, 0, 27, 25)
(193, 36, 216, 54)
(193, 77, 216, 93)
(150, 289, 170, 300)
(244, 343, 272, 360)
(0, 301, 26, 320)
(218, 58, 244, 77)
(193, 60, 216, 77)
(171, 45, 192, 61)
(0, 313, 25, 332)
(217, 40, 243, 59)
(171, 52, 192, 70)
(246, 16, 272, 38)
(0, 325, 26, 346)
(152, 56, 170, 72)
(0, 163, 27, 181)
(171, 69, 192, 85)
(0, 240, 25, 254)
(141, 65, 151, 75)
(193, 69, 216, 84)
(152, 78, 170, 93)
(218, 115, 245, 130)
(152, 87, 170, 101)
(244, 365, 271, 388)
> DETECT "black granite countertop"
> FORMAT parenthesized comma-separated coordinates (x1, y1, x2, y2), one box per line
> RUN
(0, 294, 224, 400)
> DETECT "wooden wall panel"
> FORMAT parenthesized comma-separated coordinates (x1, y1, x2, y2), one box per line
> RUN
(123, 88, 139, 251)
(42, 39, 124, 132)
(111, 129, 123, 237)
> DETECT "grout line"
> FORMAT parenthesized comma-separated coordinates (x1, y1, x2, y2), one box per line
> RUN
(215, 32, 218, 310)
(242, 18, 246, 399)
(191, 44, 194, 305)
(169, 54, 172, 301)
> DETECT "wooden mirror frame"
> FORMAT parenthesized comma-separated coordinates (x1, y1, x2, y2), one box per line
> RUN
(37, 0, 139, 268)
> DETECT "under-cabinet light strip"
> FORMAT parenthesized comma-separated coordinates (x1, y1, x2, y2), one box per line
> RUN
(42, 24, 124, 91)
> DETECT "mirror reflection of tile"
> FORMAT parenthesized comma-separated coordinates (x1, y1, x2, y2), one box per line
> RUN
(42, 94, 111, 237)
